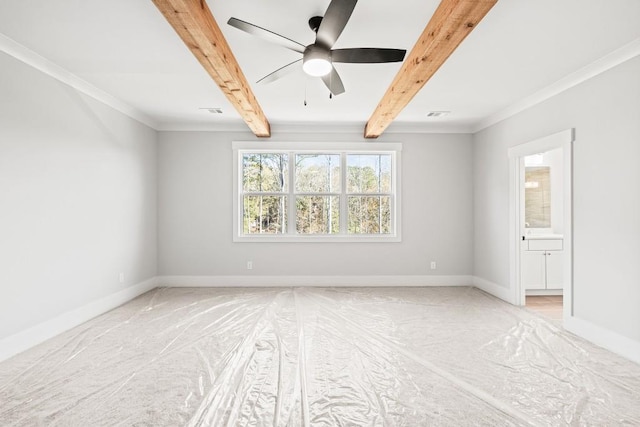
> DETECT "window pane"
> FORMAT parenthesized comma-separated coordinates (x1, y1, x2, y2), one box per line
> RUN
(295, 154, 341, 193)
(347, 154, 392, 193)
(296, 196, 340, 234)
(348, 196, 391, 234)
(243, 196, 287, 234)
(242, 153, 288, 192)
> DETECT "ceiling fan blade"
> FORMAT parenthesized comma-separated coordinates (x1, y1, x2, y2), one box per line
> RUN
(228, 18, 306, 54)
(331, 48, 406, 63)
(321, 66, 345, 95)
(256, 59, 303, 85)
(315, 0, 358, 48)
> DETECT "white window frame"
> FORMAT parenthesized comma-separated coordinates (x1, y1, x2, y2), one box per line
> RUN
(233, 141, 402, 243)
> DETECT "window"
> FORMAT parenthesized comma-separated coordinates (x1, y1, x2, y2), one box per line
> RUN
(233, 142, 401, 242)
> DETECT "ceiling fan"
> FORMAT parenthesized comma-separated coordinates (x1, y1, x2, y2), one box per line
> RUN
(228, 0, 406, 96)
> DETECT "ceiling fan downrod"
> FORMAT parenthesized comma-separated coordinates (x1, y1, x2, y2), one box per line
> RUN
(308, 16, 323, 33)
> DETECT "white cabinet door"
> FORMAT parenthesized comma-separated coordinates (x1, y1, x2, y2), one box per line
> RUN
(545, 251, 564, 289)
(522, 251, 546, 290)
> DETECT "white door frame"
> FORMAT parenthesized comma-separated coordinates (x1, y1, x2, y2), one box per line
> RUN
(508, 129, 574, 319)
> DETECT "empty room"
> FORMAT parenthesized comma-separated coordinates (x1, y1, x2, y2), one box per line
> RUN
(1, 0, 639, 425)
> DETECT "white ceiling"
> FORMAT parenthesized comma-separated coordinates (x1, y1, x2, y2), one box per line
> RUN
(1, 0, 639, 133)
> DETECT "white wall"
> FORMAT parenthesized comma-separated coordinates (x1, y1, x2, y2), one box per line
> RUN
(158, 131, 473, 279)
(0, 52, 158, 340)
(473, 56, 640, 342)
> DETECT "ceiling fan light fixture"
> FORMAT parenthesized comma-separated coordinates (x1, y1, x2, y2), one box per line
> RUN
(303, 58, 332, 76)
(303, 45, 332, 77)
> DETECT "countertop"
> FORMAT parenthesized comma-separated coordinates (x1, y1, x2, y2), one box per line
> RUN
(524, 234, 563, 240)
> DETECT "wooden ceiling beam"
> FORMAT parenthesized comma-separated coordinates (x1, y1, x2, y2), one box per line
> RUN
(364, 0, 497, 138)
(152, 0, 271, 137)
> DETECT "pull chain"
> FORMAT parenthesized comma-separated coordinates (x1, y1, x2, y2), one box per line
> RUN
(329, 66, 333, 99)
(304, 77, 308, 106)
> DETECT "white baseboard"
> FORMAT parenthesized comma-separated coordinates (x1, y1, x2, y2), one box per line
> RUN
(472, 276, 515, 304)
(157, 275, 474, 287)
(0, 277, 158, 363)
(564, 316, 640, 365)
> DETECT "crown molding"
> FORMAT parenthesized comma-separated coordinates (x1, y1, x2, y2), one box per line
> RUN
(473, 37, 640, 133)
(0, 33, 158, 130)
(155, 121, 252, 133)
(386, 121, 474, 134)
(157, 120, 472, 134)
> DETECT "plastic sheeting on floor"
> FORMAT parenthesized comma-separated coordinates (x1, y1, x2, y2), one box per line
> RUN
(1, 287, 639, 426)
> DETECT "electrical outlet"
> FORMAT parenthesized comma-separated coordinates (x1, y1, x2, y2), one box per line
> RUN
(247, 261, 253, 270)
(119, 272, 125, 284)
(430, 261, 436, 270)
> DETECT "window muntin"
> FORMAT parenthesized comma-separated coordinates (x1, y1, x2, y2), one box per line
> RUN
(234, 142, 401, 242)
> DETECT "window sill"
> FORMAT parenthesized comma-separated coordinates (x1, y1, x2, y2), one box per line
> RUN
(233, 234, 402, 243)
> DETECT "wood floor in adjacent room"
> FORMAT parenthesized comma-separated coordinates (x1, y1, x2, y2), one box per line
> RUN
(1, 287, 639, 426)
(526, 295, 563, 322)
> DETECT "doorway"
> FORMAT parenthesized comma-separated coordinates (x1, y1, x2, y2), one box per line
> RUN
(508, 129, 574, 322)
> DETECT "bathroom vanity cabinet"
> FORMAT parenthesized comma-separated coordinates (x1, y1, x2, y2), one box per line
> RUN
(522, 237, 563, 290)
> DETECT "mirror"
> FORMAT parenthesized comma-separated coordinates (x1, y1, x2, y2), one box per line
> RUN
(525, 166, 551, 228)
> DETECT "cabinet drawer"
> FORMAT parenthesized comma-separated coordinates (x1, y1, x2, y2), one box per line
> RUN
(528, 239, 563, 251)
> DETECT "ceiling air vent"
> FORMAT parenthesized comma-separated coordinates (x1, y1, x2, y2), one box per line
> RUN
(200, 107, 223, 114)
(426, 111, 450, 118)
